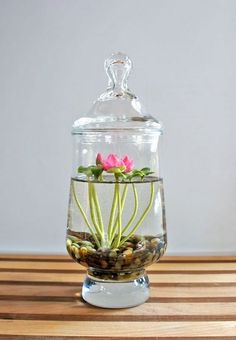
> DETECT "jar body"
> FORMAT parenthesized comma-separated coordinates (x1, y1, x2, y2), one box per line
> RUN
(66, 130, 167, 307)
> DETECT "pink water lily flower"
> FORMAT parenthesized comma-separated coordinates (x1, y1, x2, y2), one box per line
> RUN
(122, 155, 134, 173)
(96, 153, 104, 166)
(96, 153, 125, 171)
(96, 153, 134, 173)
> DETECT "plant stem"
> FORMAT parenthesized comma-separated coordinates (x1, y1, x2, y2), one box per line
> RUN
(121, 183, 138, 235)
(121, 183, 128, 211)
(119, 181, 155, 247)
(107, 183, 118, 241)
(91, 183, 104, 237)
(110, 183, 128, 241)
(111, 183, 122, 248)
(88, 182, 103, 239)
(72, 181, 100, 248)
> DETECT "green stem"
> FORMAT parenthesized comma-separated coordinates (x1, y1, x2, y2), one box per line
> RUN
(121, 183, 138, 235)
(110, 183, 128, 241)
(111, 183, 122, 248)
(107, 184, 118, 241)
(72, 181, 100, 248)
(121, 184, 128, 211)
(91, 183, 104, 237)
(119, 182, 155, 247)
(88, 182, 103, 239)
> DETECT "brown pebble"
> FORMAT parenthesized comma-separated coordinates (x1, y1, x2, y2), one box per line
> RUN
(78, 240, 94, 247)
(123, 242, 135, 249)
(66, 239, 72, 254)
(109, 250, 118, 258)
(124, 254, 133, 265)
(79, 247, 88, 257)
(114, 262, 122, 270)
(123, 248, 133, 256)
(146, 253, 153, 263)
(100, 260, 108, 269)
(131, 235, 143, 242)
(71, 245, 79, 258)
(134, 257, 141, 266)
(67, 235, 80, 243)
(87, 246, 96, 254)
(150, 238, 160, 249)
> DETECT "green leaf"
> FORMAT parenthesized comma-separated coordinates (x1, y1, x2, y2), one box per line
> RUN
(78, 166, 88, 173)
(141, 167, 151, 172)
(145, 171, 154, 176)
(127, 167, 155, 181)
(77, 166, 93, 177)
(132, 170, 144, 177)
(141, 168, 155, 176)
(125, 174, 132, 181)
(90, 166, 103, 179)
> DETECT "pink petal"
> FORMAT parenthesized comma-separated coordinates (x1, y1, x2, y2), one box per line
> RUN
(96, 153, 103, 165)
(103, 161, 110, 170)
(123, 155, 129, 165)
(119, 160, 126, 169)
(122, 155, 134, 173)
(106, 154, 120, 168)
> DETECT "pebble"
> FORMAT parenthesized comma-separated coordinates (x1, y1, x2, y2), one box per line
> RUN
(134, 257, 141, 266)
(129, 235, 143, 243)
(66, 233, 167, 277)
(123, 242, 135, 249)
(100, 260, 108, 269)
(124, 254, 133, 265)
(123, 248, 133, 256)
(150, 238, 160, 248)
(117, 255, 124, 265)
(79, 247, 88, 257)
(68, 235, 80, 243)
(114, 262, 122, 270)
(79, 240, 94, 248)
(145, 253, 154, 263)
(71, 245, 79, 258)
(109, 250, 118, 258)
(66, 239, 72, 253)
(87, 247, 96, 254)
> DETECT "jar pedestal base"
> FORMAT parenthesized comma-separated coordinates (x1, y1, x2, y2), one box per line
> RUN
(82, 273, 150, 308)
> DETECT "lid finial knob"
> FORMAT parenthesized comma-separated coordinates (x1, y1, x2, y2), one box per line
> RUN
(105, 52, 132, 93)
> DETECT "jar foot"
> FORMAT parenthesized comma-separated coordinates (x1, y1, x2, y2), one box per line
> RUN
(82, 273, 150, 308)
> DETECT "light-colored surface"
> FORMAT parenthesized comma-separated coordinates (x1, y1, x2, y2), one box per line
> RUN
(0, 0, 236, 254)
(2, 300, 236, 316)
(1, 271, 236, 283)
(0, 284, 236, 299)
(0, 255, 236, 338)
(1, 320, 236, 337)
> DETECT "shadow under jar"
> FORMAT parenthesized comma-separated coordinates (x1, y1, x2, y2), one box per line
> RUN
(66, 53, 167, 308)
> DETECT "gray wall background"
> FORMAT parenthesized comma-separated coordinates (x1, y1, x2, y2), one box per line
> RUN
(0, 0, 235, 254)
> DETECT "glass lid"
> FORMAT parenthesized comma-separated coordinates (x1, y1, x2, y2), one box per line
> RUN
(72, 52, 162, 134)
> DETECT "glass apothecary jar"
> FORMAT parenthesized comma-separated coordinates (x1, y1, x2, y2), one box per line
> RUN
(66, 53, 167, 308)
